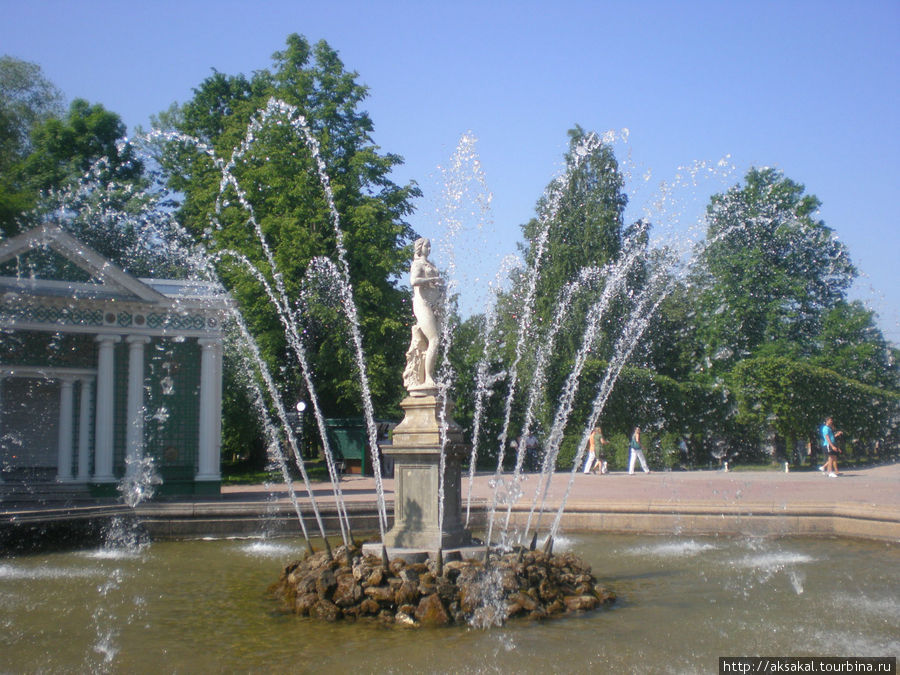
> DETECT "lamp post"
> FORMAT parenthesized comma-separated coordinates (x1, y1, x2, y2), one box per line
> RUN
(295, 400, 307, 459)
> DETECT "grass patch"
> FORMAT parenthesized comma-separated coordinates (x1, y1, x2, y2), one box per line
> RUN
(221, 459, 333, 484)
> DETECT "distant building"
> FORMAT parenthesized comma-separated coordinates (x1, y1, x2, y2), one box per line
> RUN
(0, 225, 229, 496)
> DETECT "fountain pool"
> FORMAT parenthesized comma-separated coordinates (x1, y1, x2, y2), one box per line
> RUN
(2, 533, 896, 672)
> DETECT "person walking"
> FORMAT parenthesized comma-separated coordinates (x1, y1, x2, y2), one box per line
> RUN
(628, 426, 650, 474)
(583, 426, 609, 474)
(583, 427, 598, 473)
(820, 416, 843, 478)
(525, 433, 540, 472)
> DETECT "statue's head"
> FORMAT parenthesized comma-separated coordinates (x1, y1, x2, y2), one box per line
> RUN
(414, 237, 430, 257)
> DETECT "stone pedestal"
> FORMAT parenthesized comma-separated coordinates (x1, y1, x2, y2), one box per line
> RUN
(381, 394, 472, 551)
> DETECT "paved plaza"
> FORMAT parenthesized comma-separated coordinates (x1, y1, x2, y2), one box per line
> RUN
(3, 463, 898, 546)
(212, 462, 900, 541)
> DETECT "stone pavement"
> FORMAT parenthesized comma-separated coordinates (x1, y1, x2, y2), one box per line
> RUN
(209, 462, 900, 542)
(3, 463, 898, 547)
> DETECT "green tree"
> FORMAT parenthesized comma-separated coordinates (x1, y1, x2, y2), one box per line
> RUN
(813, 300, 898, 390)
(18, 98, 143, 194)
(517, 126, 626, 323)
(0, 56, 63, 234)
(732, 356, 899, 457)
(641, 282, 705, 382)
(0, 57, 162, 276)
(694, 167, 856, 374)
(497, 127, 629, 399)
(155, 34, 419, 423)
(466, 127, 633, 469)
(6, 97, 166, 276)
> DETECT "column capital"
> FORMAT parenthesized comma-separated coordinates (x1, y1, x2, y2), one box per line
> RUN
(126, 335, 152, 346)
(197, 337, 221, 349)
(95, 334, 122, 345)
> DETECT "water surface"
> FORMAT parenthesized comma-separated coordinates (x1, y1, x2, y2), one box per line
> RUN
(1, 534, 897, 673)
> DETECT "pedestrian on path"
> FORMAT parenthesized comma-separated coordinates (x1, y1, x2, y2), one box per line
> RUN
(583, 426, 609, 474)
(525, 433, 540, 471)
(820, 416, 843, 478)
(628, 426, 650, 474)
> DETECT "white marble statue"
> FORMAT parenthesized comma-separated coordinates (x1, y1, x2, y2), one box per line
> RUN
(403, 237, 445, 393)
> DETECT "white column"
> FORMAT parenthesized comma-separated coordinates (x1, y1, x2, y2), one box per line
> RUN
(196, 338, 223, 481)
(94, 335, 120, 482)
(77, 377, 94, 481)
(56, 377, 76, 481)
(125, 336, 151, 476)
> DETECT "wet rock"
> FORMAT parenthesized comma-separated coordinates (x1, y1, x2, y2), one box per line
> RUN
(395, 580, 420, 606)
(595, 585, 616, 604)
(527, 606, 548, 621)
(292, 571, 318, 595)
(315, 568, 337, 599)
(294, 592, 318, 616)
(563, 595, 598, 612)
(457, 580, 482, 615)
(352, 560, 370, 582)
(363, 567, 384, 588)
(415, 593, 450, 626)
(333, 574, 362, 607)
(270, 545, 615, 627)
(399, 567, 420, 584)
(395, 611, 418, 627)
(311, 598, 341, 622)
(364, 585, 395, 604)
(538, 578, 558, 602)
(509, 591, 537, 612)
(499, 568, 519, 592)
(435, 578, 457, 605)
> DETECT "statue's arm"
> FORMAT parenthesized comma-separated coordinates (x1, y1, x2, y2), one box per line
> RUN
(411, 263, 441, 286)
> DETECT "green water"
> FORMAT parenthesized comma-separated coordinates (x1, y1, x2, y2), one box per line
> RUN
(1, 534, 897, 673)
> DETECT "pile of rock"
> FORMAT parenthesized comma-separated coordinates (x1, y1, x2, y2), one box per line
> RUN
(269, 544, 615, 627)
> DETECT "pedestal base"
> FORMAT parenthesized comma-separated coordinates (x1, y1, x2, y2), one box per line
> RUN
(361, 542, 486, 563)
(380, 395, 473, 550)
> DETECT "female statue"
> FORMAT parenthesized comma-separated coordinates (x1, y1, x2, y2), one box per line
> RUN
(403, 237, 445, 392)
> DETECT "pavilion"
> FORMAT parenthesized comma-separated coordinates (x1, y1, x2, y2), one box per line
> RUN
(0, 224, 229, 496)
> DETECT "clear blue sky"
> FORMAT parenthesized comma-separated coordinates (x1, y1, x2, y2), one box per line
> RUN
(3, 0, 898, 340)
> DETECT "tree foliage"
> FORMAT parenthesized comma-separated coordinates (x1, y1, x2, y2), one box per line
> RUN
(813, 300, 898, 390)
(517, 126, 626, 323)
(695, 167, 856, 374)
(732, 356, 900, 449)
(19, 98, 142, 195)
(0, 56, 63, 234)
(457, 151, 898, 469)
(155, 34, 420, 420)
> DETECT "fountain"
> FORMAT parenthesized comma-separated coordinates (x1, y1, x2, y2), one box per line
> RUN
(1, 534, 897, 670)
(377, 236, 472, 553)
(270, 234, 615, 627)
(1, 99, 897, 669)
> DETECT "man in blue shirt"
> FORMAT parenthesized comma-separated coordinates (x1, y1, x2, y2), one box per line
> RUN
(820, 416, 843, 477)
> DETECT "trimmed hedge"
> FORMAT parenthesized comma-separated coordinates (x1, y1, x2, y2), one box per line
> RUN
(731, 356, 900, 448)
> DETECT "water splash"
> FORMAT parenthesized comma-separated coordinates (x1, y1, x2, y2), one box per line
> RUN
(432, 133, 494, 541)
(482, 131, 605, 550)
(117, 455, 161, 508)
